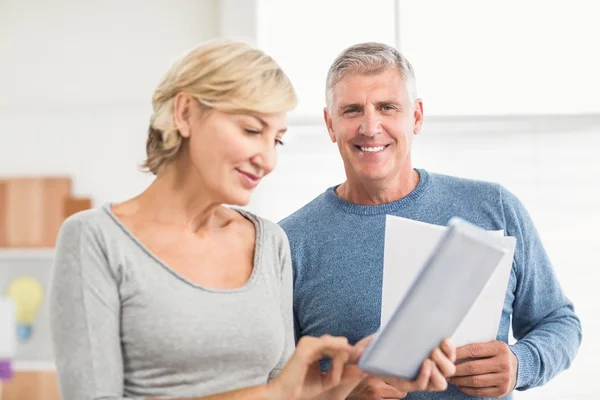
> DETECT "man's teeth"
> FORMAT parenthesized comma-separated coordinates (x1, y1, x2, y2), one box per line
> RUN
(360, 146, 386, 152)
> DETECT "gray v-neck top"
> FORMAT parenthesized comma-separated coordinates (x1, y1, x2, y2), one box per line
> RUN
(49, 204, 294, 400)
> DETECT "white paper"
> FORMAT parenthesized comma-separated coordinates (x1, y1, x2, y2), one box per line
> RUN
(381, 215, 516, 348)
(0, 298, 16, 359)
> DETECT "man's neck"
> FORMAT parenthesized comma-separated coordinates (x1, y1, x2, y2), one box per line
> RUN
(336, 169, 420, 205)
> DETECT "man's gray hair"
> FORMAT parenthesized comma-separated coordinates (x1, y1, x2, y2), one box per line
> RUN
(325, 42, 418, 110)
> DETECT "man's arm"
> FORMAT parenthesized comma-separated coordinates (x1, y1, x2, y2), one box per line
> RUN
(502, 187, 582, 390)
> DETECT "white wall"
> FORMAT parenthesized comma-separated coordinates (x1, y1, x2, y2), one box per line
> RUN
(255, 0, 397, 118)
(0, 0, 219, 205)
(397, 0, 600, 116)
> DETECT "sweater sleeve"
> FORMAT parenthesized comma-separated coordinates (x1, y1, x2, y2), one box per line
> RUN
(49, 216, 133, 400)
(501, 187, 582, 390)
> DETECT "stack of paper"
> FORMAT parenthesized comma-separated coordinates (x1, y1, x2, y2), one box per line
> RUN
(381, 215, 516, 348)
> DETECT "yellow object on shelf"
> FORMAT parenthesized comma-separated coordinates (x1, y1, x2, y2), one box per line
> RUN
(6, 277, 44, 342)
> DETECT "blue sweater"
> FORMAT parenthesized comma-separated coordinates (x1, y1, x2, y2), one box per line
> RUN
(279, 169, 581, 400)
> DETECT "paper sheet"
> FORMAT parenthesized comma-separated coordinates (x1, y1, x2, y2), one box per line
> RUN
(381, 215, 516, 347)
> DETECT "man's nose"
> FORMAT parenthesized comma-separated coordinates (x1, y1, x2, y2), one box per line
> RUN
(359, 110, 382, 137)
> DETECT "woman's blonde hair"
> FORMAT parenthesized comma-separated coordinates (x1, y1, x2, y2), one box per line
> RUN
(142, 39, 297, 175)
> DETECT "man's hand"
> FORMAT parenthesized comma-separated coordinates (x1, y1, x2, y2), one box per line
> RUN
(449, 341, 518, 398)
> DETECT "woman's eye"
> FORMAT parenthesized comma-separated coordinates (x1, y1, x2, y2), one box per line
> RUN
(245, 129, 261, 135)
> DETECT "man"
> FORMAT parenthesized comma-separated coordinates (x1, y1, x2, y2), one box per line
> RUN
(279, 42, 582, 399)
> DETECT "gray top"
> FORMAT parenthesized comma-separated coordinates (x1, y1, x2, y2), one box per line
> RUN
(49, 204, 294, 400)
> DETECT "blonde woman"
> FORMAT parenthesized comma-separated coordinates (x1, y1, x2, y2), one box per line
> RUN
(49, 39, 455, 400)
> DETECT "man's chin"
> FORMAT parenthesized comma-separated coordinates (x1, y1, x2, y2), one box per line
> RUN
(354, 169, 391, 183)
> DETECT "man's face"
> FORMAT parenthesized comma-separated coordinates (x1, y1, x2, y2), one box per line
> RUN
(324, 68, 423, 186)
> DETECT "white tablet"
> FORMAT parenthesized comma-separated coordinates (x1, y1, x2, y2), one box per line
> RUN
(357, 217, 507, 380)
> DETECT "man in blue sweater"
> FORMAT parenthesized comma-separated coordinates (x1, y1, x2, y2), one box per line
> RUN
(279, 42, 582, 400)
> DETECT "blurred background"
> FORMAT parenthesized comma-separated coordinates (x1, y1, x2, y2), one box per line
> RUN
(0, 0, 598, 398)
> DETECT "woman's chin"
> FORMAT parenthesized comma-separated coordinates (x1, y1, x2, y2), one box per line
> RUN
(222, 189, 253, 208)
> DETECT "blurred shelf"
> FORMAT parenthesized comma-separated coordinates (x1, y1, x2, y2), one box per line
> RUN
(0, 249, 55, 260)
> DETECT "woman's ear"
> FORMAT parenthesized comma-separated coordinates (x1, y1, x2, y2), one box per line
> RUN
(173, 93, 193, 138)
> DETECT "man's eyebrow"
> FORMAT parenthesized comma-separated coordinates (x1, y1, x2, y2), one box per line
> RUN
(375, 101, 404, 110)
(338, 103, 363, 110)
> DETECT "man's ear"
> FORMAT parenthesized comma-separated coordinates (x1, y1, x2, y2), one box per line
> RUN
(413, 98, 424, 135)
(173, 93, 193, 138)
(324, 107, 336, 143)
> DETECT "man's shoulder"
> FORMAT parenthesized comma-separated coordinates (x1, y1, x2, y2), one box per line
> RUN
(426, 170, 508, 200)
(279, 192, 330, 226)
(424, 170, 529, 227)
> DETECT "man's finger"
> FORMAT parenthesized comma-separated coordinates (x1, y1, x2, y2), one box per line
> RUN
(455, 341, 501, 361)
(453, 357, 504, 377)
(450, 372, 503, 388)
(457, 385, 501, 398)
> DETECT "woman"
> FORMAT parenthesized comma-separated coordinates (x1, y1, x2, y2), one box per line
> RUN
(49, 39, 455, 400)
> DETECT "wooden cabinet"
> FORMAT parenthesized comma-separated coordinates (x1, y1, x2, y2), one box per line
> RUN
(2, 371, 60, 400)
(0, 181, 6, 247)
(0, 177, 71, 248)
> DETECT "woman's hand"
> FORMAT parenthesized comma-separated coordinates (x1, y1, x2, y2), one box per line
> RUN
(267, 335, 366, 400)
(348, 336, 457, 399)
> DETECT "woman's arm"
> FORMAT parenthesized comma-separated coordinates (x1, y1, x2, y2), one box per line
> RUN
(50, 216, 133, 400)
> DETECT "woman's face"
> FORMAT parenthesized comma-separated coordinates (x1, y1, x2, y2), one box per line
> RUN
(177, 95, 288, 206)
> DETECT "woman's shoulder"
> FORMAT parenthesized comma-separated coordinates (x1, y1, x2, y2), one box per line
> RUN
(59, 205, 114, 235)
(232, 208, 288, 246)
(56, 204, 129, 257)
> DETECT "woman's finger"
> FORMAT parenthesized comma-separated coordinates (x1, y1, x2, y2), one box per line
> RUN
(297, 335, 353, 365)
(426, 364, 449, 392)
(440, 338, 457, 363)
(325, 344, 351, 388)
(412, 358, 433, 391)
(270, 335, 354, 399)
(313, 366, 367, 400)
(430, 346, 456, 378)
